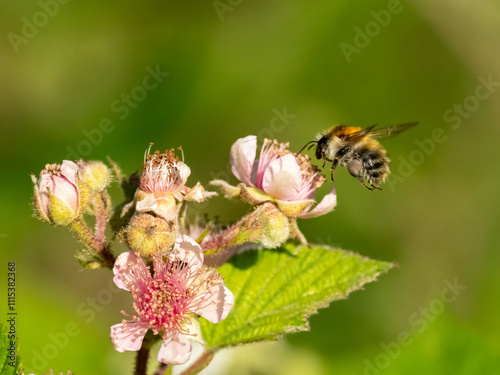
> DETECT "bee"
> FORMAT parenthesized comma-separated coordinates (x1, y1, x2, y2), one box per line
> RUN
(300, 122, 418, 190)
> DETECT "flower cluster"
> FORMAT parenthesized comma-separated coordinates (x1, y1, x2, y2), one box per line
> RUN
(30, 135, 338, 372)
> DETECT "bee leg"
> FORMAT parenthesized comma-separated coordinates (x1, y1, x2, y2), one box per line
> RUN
(347, 159, 373, 191)
(359, 178, 374, 190)
(330, 159, 339, 183)
(322, 156, 333, 169)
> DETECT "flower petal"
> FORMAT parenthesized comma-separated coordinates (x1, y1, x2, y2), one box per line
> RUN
(113, 251, 149, 291)
(153, 194, 178, 221)
(50, 175, 79, 213)
(182, 318, 205, 345)
(61, 160, 79, 186)
(230, 135, 257, 187)
(262, 154, 302, 201)
(183, 182, 218, 202)
(194, 284, 234, 323)
(135, 190, 158, 212)
(171, 235, 204, 270)
(157, 333, 192, 365)
(110, 322, 148, 352)
(299, 187, 337, 219)
(177, 162, 192, 189)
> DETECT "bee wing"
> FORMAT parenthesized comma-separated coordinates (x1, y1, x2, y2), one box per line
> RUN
(367, 122, 418, 139)
(344, 124, 377, 141)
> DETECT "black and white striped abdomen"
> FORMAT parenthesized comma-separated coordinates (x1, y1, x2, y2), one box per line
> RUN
(358, 145, 390, 186)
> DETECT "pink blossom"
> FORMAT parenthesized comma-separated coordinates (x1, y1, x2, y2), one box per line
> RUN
(110, 235, 234, 365)
(135, 148, 216, 221)
(31, 160, 89, 225)
(215, 136, 336, 218)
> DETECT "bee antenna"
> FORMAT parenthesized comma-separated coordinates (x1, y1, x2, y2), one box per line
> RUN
(299, 140, 317, 154)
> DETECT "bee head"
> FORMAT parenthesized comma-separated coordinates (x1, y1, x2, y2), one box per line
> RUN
(316, 136, 329, 160)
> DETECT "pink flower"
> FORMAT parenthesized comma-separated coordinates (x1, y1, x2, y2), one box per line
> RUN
(135, 148, 216, 221)
(110, 235, 234, 365)
(212, 136, 336, 218)
(31, 160, 90, 226)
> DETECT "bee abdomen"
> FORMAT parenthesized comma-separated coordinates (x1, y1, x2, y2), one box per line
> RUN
(360, 149, 390, 185)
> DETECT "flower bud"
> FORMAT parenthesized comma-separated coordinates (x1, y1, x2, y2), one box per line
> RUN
(202, 202, 290, 265)
(122, 214, 176, 257)
(78, 161, 112, 191)
(255, 203, 290, 248)
(32, 160, 90, 226)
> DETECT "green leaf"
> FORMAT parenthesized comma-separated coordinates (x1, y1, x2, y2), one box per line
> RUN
(200, 243, 394, 350)
(0, 324, 21, 375)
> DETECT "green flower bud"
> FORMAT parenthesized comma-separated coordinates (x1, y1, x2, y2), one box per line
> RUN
(123, 214, 176, 257)
(31, 160, 90, 226)
(78, 161, 112, 191)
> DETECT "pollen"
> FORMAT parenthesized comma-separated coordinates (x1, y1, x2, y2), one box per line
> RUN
(41, 163, 62, 176)
(125, 255, 206, 337)
(140, 147, 189, 193)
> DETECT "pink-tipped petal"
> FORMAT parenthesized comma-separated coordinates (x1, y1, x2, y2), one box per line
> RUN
(157, 334, 192, 365)
(230, 135, 257, 187)
(113, 251, 149, 291)
(61, 160, 79, 186)
(299, 187, 337, 219)
(171, 235, 204, 270)
(195, 284, 235, 323)
(262, 154, 302, 201)
(50, 174, 79, 212)
(110, 322, 148, 352)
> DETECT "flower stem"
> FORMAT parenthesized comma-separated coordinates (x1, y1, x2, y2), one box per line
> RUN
(92, 191, 108, 247)
(69, 218, 116, 269)
(133, 344, 151, 375)
(69, 218, 103, 251)
(154, 363, 170, 375)
(178, 349, 215, 375)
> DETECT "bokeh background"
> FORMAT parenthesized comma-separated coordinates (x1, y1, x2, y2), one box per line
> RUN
(1, 0, 500, 374)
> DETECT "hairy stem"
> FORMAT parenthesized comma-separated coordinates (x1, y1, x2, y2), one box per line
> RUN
(133, 345, 151, 375)
(178, 350, 215, 375)
(92, 191, 108, 247)
(154, 362, 170, 375)
(69, 218, 103, 251)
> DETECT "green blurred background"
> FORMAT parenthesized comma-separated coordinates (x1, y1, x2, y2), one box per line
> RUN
(1, 0, 500, 374)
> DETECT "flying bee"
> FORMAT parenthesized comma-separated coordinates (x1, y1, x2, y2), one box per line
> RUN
(300, 122, 418, 190)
